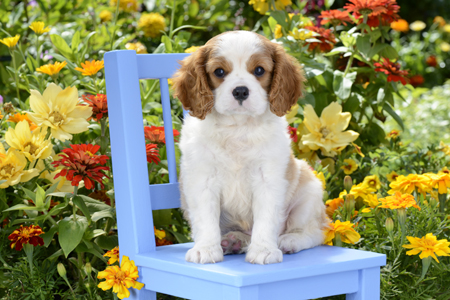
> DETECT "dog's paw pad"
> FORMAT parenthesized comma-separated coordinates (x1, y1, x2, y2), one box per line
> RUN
(221, 232, 248, 255)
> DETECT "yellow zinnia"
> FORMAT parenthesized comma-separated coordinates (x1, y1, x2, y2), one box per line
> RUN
(403, 233, 450, 263)
(138, 13, 165, 38)
(324, 220, 360, 245)
(29, 21, 50, 35)
(0, 35, 20, 48)
(5, 120, 52, 162)
(98, 255, 145, 299)
(184, 46, 201, 53)
(388, 173, 433, 196)
(379, 191, 420, 210)
(104, 247, 120, 265)
(28, 83, 92, 142)
(301, 102, 359, 157)
(99, 10, 113, 23)
(341, 158, 358, 175)
(410, 21, 426, 31)
(75, 60, 104, 76)
(36, 61, 67, 76)
(125, 42, 148, 54)
(0, 144, 39, 188)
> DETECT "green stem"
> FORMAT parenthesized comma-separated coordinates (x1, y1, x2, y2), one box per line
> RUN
(10, 49, 21, 102)
(169, 0, 177, 37)
(438, 193, 447, 214)
(109, 0, 121, 51)
(343, 52, 354, 77)
(72, 185, 79, 220)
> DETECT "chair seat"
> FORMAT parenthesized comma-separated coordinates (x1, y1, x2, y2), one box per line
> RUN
(134, 243, 386, 300)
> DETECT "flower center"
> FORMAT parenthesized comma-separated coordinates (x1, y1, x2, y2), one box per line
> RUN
(24, 142, 39, 154)
(320, 127, 331, 138)
(1, 163, 14, 176)
(359, 8, 373, 16)
(368, 180, 376, 187)
(85, 151, 94, 157)
(115, 270, 127, 281)
(48, 111, 64, 125)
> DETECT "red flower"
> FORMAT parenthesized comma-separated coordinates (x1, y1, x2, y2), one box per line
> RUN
(374, 58, 409, 85)
(344, 0, 400, 27)
(82, 94, 108, 121)
(320, 9, 353, 26)
(288, 126, 298, 143)
(426, 55, 437, 67)
(146, 144, 160, 164)
(305, 26, 337, 52)
(8, 225, 44, 251)
(52, 144, 110, 190)
(409, 75, 424, 87)
(144, 126, 180, 144)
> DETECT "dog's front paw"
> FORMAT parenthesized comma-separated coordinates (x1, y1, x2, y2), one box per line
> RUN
(185, 245, 224, 264)
(245, 244, 282, 264)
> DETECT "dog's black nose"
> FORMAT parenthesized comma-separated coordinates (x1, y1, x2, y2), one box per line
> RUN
(232, 86, 249, 103)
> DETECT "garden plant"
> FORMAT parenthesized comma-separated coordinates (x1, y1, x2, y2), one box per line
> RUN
(0, 0, 449, 299)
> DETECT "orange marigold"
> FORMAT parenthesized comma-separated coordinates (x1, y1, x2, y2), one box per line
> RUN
(379, 191, 421, 210)
(325, 197, 344, 218)
(75, 60, 104, 76)
(7, 112, 38, 131)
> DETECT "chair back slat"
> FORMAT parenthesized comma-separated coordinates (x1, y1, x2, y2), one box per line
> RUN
(137, 53, 190, 79)
(149, 183, 181, 210)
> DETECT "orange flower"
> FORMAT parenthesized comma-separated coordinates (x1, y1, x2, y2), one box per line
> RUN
(424, 172, 450, 194)
(145, 144, 160, 164)
(409, 75, 424, 87)
(344, 0, 400, 27)
(7, 112, 38, 131)
(374, 58, 409, 85)
(391, 19, 409, 32)
(325, 197, 344, 218)
(8, 225, 44, 251)
(388, 174, 433, 196)
(82, 94, 108, 121)
(304, 26, 337, 52)
(36, 61, 67, 76)
(320, 9, 353, 26)
(426, 55, 437, 67)
(379, 191, 421, 210)
(324, 220, 360, 245)
(144, 126, 180, 144)
(75, 60, 104, 76)
(387, 129, 400, 139)
(104, 246, 120, 264)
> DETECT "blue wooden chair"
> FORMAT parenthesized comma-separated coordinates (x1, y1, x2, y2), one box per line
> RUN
(104, 50, 386, 300)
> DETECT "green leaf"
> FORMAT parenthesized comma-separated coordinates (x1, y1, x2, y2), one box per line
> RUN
(165, 228, 189, 243)
(45, 249, 63, 261)
(367, 43, 387, 59)
(76, 242, 107, 262)
(270, 10, 288, 28)
(71, 31, 81, 53)
(356, 35, 371, 59)
(45, 181, 60, 197)
(344, 93, 361, 114)
(324, 0, 335, 8)
(302, 58, 326, 79)
(58, 216, 88, 257)
(188, 0, 199, 17)
(161, 35, 173, 53)
(48, 202, 68, 216)
(95, 235, 119, 250)
(153, 209, 172, 226)
(91, 210, 114, 222)
(48, 192, 72, 198)
(252, 16, 269, 32)
(22, 187, 36, 202)
(333, 70, 357, 100)
(383, 103, 404, 130)
(379, 45, 398, 60)
(3, 204, 38, 212)
(50, 34, 74, 61)
(72, 196, 92, 224)
(42, 225, 59, 247)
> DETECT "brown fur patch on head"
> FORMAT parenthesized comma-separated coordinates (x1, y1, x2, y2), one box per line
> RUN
(258, 36, 306, 117)
(246, 52, 274, 92)
(205, 56, 233, 90)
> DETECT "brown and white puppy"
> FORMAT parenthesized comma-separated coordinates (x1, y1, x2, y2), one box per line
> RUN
(172, 31, 328, 265)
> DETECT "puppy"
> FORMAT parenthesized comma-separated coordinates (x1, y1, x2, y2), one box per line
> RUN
(172, 31, 328, 265)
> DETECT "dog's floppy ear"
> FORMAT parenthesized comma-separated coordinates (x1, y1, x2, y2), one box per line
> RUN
(172, 46, 214, 120)
(268, 43, 305, 117)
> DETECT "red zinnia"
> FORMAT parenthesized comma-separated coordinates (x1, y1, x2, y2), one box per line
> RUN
(82, 94, 108, 121)
(144, 126, 180, 144)
(8, 225, 44, 251)
(374, 58, 409, 85)
(426, 55, 437, 67)
(305, 26, 337, 52)
(146, 143, 160, 164)
(344, 0, 400, 27)
(288, 126, 298, 143)
(409, 75, 424, 87)
(52, 144, 110, 190)
(320, 9, 353, 26)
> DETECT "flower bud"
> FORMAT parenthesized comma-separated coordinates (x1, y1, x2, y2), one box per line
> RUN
(3, 102, 14, 114)
(57, 263, 67, 279)
(385, 217, 394, 234)
(85, 262, 92, 274)
(344, 176, 353, 193)
(398, 208, 407, 227)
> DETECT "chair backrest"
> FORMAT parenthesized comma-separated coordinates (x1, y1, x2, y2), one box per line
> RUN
(105, 50, 189, 255)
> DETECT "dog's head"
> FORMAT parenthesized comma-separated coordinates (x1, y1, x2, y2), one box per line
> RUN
(172, 31, 305, 119)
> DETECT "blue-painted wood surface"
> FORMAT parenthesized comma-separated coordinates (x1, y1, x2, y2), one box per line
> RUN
(104, 50, 386, 300)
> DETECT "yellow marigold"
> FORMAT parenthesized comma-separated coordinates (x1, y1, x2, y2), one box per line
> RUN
(97, 255, 144, 299)
(36, 61, 67, 76)
(361, 194, 380, 213)
(387, 171, 399, 182)
(104, 246, 120, 264)
(75, 60, 104, 76)
(0, 35, 20, 48)
(433, 16, 446, 27)
(29, 21, 50, 35)
(125, 42, 148, 54)
(424, 172, 450, 194)
(363, 175, 381, 191)
(289, 28, 313, 40)
(99, 10, 113, 23)
(390, 19, 409, 32)
(248, 0, 291, 15)
(379, 191, 420, 210)
(313, 171, 326, 190)
(387, 129, 400, 139)
(184, 46, 200, 53)
(325, 197, 344, 218)
(388, 174, 433, 196)
(5, 120, 52, 162)
(403, 233, 450, 263)
(340, 182, 376, 204)
(301, 102, 359, 157)
(0, 143, 39, 188)
(138, 13, 165, 38)
(154, 227, 166, 240)
(341, 158, 358, 175)
(28, 83, 92, 142)
(440, 141, 450, 155)
(410, 20, 426, 31)
(444, 24, 450, 33)
(275, 25, 283, 39)
(324, 220, 360, 245)
(441, 167, 450, 175)
(110, 0, 139, 12)
(7, 112, 38, 131)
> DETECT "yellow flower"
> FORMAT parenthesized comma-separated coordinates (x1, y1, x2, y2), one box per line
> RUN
(340, 182, 375, 203)
(440, 42, 450, 52)
(98, 255, 145, 299)
(125, 42, 148, 54)
(388, 174, 433, 196)
(441, 167, 450, 175)
(104, 247, 120, 265)
(410, 20, 426, 31)
(36, 61, 67, 76)
(424, 172, 450, 194)
(154, 227, 166, 240)
(286, 103, 299, 124)
(361, 193, 379, 212)
(289, 28, 313, 40)
(379, 191, 420, 210)
(324, 220, 360, 245)
(0, 35, 20, 48)
(325, 197, 344, 218)
(390, 19, 409, 32)
(363, 175, 381, 191)
(403, 233, 450, 263)
(99, 10, 113, 23)
(185, 46, 201, 53)
(248, 0, 269, 14)
(313, 171, 326, 190)
(275, 25, 283, 39)
(138, 13, 165, 38)
(0, 144, 39, 188)
(433, 16, 446, 27)
(29, 21, 50, 35)
(5, 120, 52, 162)
(75, 60, 104, 76)
(387, 171, 399, 182)
(301, 102, 359, 157)
(274, 0, 292, 10)
(110, 0, 139, 12)
(28, 83, 92, 142)
(387, 129, 400, 139)
(352, 142, 365, 157)
(341, 158, 358, 175)
(7, 112, 38, 131)
(444, 24, 450, 33)
(440, 141, 450, 156)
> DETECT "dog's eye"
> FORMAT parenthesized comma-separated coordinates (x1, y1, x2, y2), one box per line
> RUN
(214, 68, 225, 78)
(254, 66, 265, 77)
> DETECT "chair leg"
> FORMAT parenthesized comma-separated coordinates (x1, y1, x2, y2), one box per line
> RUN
(346, 267, 381, 300)
(222, 285, 259, 300)
(128, 288, 157, 300)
